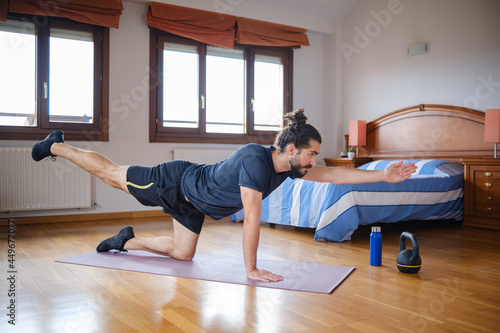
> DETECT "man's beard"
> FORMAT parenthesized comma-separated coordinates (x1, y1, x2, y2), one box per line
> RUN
(289, 155, 312, 178)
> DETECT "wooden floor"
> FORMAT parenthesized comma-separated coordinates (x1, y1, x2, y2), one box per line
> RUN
(1, 216, 499, 333)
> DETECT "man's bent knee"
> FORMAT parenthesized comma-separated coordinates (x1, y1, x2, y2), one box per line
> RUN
(176, 253, 195, 261)
(171, 248, 195, 261)
(169, 240, 196, 261)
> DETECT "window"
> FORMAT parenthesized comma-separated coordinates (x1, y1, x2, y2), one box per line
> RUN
(150, 30, 293, 144)
(162, 41, 199, 129)
(0, 15, 109, 141)
(205, 46, 245, 134)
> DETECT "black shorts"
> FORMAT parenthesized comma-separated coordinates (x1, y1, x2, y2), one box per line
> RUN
(126, 161, 205, 234)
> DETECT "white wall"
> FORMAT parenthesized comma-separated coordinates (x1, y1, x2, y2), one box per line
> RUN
(338, 0, 500, 153)
(293, 33, 326, 155)
(0, 1, 327, 218)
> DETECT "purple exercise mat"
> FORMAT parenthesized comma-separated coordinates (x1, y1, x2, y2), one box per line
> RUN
(57, 250, 355, 294)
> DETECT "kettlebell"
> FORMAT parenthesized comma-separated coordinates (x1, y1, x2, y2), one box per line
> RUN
(396, 232, 421, 273)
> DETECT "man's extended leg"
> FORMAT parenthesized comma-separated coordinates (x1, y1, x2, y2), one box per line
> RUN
(32, 131, 129, 193)
(123, 219, 200, 260)
(50, 142, 129, 193)
(33, 131, 199, 260)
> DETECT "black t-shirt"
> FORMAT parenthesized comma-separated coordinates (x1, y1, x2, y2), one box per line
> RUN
(181, 144, 292, 220)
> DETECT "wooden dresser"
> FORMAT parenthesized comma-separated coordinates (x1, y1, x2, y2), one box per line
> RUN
(463, 158, 500, 230)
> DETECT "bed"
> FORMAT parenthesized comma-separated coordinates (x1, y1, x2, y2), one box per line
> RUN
(230, 104, 490, 242)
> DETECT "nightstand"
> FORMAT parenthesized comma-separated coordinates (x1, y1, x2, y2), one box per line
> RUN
(324, 157, 373, 168)
(463, 158, 500, 230)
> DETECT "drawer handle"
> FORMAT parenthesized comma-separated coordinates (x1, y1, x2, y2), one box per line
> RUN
(485, 196, 492, 200)
(484, 207, 492, 212)
(484, 182, 492, 187)
(484, 172, 492, 177)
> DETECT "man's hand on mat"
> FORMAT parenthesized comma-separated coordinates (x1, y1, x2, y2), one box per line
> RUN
(247, 268, 284, 282)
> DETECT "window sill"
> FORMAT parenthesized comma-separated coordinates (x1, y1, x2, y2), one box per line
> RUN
(151, 132, 276, 145)
(0, 128, 108, 142)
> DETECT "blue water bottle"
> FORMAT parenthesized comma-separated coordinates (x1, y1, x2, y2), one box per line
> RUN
(370, 226, 382, 266)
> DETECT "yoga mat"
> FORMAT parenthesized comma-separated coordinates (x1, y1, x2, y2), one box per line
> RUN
(57, 250, 355, 294)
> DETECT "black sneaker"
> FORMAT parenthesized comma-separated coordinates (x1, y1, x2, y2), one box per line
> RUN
(96, 226, 135, 253)
(31, 130, 64, 161)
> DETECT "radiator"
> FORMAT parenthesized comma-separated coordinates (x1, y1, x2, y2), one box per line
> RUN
(0, 148, 91, 212)
(172, 148, 236, 164)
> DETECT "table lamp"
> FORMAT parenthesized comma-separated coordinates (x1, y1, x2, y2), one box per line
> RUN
(349, 120, 367, 158)
(484, 109, 500, 158)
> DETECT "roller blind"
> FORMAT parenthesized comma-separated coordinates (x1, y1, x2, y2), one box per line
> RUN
(2, 0, 124, 28)
(0, 0, 7, 22)
(236, 17, 309, 47)
(148, 2, 236, 49)
(147, 2, 309, 49)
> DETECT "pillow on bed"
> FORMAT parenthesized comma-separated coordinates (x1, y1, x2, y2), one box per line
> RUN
(358, 159, 463, 177)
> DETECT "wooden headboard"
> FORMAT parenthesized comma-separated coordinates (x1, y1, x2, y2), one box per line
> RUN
(357, 104, 491, 161)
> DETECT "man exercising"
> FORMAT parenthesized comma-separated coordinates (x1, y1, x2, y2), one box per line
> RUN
(32, 109, 416, 282)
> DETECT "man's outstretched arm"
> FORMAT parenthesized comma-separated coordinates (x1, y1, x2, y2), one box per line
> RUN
(302, 161, 417, 184)
(240, 186, 284, 283)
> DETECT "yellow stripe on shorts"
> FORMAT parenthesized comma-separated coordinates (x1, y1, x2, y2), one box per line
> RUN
(126, 181, 154, 189)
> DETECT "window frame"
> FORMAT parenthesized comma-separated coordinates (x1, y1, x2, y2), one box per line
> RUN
(0, 14, 109, 141)
(149, 29, 293, 144)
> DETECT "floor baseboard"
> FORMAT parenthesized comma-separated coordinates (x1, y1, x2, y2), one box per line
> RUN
(0, 210, 168, 225)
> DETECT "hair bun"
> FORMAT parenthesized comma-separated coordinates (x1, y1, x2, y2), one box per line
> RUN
(274, 108, 322, 152)
(284, 108, 308, 126)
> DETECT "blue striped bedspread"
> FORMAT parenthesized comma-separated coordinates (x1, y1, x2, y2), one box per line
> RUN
(230, 160, 464, 242)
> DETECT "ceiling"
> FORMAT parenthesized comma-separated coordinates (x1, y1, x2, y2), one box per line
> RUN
(242, 0, 360, 22)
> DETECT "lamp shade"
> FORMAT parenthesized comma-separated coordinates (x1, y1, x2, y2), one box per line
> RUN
(349, 120, 367, 146)
(484, 109, 500, 143)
